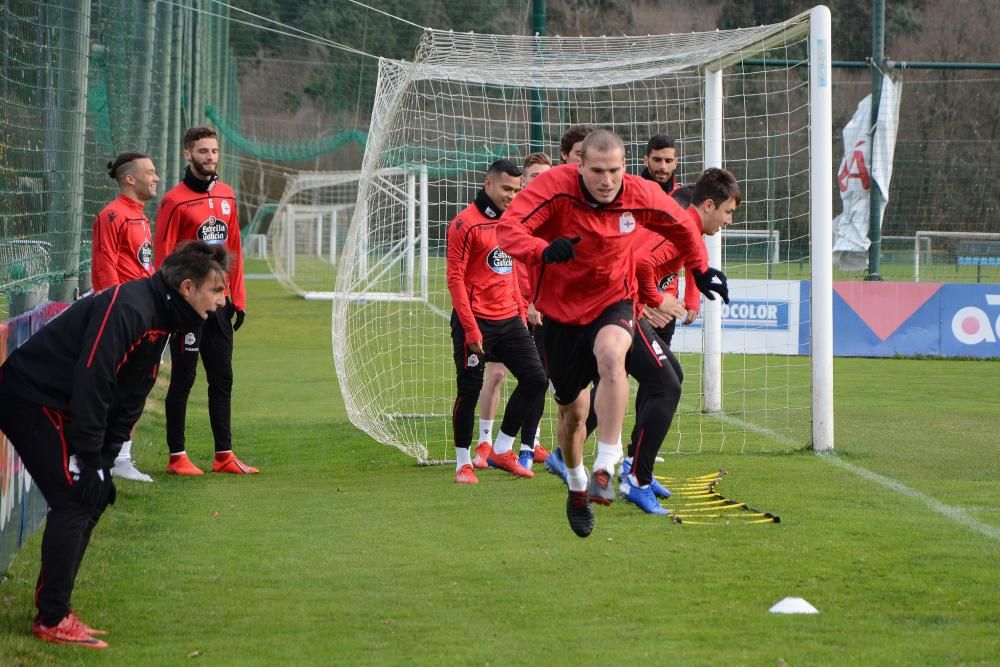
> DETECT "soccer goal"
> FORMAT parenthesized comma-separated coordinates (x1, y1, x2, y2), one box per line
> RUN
(333, 7, 833, 463)
(913, 231, 1000, 284)
(266, 169, 431, 300)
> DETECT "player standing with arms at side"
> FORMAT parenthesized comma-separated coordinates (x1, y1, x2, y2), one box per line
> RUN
(92, 152, 160, 482)
(0, 242, 228, 648)
(155, 126, 257, 475)
(497, 130, 729, 537)
(447, 159, 548, 483)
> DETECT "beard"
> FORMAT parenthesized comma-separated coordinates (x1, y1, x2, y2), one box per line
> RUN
(191, 160, 217, 179)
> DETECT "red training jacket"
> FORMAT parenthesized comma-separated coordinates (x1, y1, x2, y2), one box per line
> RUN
(446, 189, 525, 344)
(633, 208, 706, 314)
(91, 194, 154, 291)
(496, 164, 708, 326)
(155, 178, 246, 310)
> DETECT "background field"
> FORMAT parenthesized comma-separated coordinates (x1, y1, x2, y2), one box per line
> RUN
(1, 272, 998, 666)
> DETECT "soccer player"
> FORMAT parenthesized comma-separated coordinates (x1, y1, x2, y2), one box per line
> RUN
(618, 168, 742, 513)
(155, 126, 256, 475)
(447, 159, 548, 483)
(91, 152, 160, 482)
(0, 242, 228, 648)
(497, 129, 729, 537)
(475, 152, 554, 469)
(559, 124, 597, 165)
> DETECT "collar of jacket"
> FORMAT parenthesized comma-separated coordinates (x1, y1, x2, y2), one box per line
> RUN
(183, 166, 218, 194)
(578, 174, 624, 209)
(640, 167, 676, 194)
(474, 188, 502, 219)
(154, 272, 208, 332)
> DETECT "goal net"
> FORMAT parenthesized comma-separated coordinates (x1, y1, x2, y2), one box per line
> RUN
(333, 8, 833, 462)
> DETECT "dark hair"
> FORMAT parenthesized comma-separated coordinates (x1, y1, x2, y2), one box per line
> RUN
(645, 134, 676, 155)
(487, 158, 522, 179)
(107, 152, 147, 181)
(580, 129, 625, 160)
(160, 240, 229, 290)
(522, 152, 552, 170)
(692, 168, 742, 208)
(184, 126, 218, 150)
(559, 124, 597, 159)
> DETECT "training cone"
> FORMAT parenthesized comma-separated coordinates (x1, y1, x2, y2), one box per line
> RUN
(768, 597, 819, 614)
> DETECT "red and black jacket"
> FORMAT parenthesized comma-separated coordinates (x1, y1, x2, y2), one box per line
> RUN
(446, 189, 525, 345)
(91, 194, 154, 290)
(496, 164, 708, 327)
(634, 209, 705, 314)
(155, 169, 246, 310)
(0, 272, 203, 464)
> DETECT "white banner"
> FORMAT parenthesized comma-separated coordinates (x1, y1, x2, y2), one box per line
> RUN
(832, 77, 902, 271)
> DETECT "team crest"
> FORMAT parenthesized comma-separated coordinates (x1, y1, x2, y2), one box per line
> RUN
(184, 332, 197, 346)
(619, 211, 636, 234)
(486, 247, 513, 275)
(137, 240, 153, 269)
(221, 200, 231, 216)
(467, 354, 480, 368)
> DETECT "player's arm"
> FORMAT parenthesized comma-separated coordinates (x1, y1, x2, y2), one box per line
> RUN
(64, 291, 144, 466)
(153, 194, 179, 269)
(634, 236, 678, 309)
(496, 179, 555, 265)
(681, 270, 701, 324)
(90, 211, 121, 291)
(227, 199, 247, 311)
(445, 219, 482, 347)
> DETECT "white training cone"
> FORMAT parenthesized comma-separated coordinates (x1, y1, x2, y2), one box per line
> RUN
(769, 597, 819, 614)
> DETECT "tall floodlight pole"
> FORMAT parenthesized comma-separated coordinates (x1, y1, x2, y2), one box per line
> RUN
(530, 0, 545, 152)
(866, 0, 886, 281)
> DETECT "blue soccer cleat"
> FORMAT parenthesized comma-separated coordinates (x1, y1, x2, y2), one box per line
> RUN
(650, 477, 672, 499)
(618, 476, 671, 515)
(517, 449, 534, 471)
(544, 447, 568, 485)
(618, 457, 632, 481)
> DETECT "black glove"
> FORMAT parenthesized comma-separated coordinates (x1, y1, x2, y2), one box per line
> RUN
(74, 466, 109, 511)
(691, 267, 730, 304)
(233, 309, 246, 331)
(542, 236, 581, 264)
(105, 475, 117, 508)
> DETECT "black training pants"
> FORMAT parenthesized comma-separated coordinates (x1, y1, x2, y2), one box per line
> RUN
(0, 396, 106, 627)
(166, 305, 234, 454)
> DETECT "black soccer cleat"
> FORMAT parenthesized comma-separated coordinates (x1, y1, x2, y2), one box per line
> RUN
(566, 490, 595, 538)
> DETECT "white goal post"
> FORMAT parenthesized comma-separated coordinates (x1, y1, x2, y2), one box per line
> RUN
(333, 7, 833, 462)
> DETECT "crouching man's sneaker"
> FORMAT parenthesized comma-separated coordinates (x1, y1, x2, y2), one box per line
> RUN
(111, 457, 153, 482)
(33, 614, 108, 649)
(212, 452, 259, 474)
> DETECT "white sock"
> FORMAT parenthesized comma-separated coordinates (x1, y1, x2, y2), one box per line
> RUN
(456, 447, 472, 470)
(567, 463, 588, 492)
(116, 440, 133, 463)
(493, 431, 515, 455)
(593, 440, 622, 474)
(534, 425, 542, 446)
(628, 473, 649, 489)
(478, 419, 494, 443)
(519, 443, 534, 453)
(623, 456, 634, 467)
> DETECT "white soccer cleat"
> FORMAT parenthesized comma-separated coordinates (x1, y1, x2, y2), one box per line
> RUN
(111, 459, 153, 483)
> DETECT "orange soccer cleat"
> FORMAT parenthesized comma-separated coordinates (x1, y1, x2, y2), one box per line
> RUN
(33, 614, 108, 649)
(472, 442, 492, 469)
(211, 452, 259, 474)
(532, 444, 551, 463)
(166, 453, 204, 476)
(487, 450, 534, 478)
(454, 464, 479, 484)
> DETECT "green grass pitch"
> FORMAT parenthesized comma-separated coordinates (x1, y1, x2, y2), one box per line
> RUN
(0, 270, 997, 665)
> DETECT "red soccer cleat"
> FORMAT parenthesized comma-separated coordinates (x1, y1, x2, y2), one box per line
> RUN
(33, 614, 108, 649)
(532, 444, 551, 463)
(68, 611, 108, 637)
(454, 464, 479, 484)
(211, 452, 259, 474)
(472, 442, 492, 469)
(487, 450, 535, 478)
(166, 453, 204, 476)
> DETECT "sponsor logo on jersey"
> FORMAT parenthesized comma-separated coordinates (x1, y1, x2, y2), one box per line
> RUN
(486, 247, 513, 275)
(197, 216, 228, 244)
(619, 211, 636, 234)
(657, 273, 677, 292)
(221, 200, 231, 216)
(137, 239, 153, 269)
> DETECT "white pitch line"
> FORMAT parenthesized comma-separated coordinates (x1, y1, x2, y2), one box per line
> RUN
(712, 413, 1000, 544)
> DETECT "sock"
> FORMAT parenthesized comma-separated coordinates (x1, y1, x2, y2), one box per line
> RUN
(493, 431, 515, 455)
(593, 440, 622, 474)
(169, 451, 187, 461)
(628, 473, 649, 489)
(116, 440, 133, 462)
(478, 419, 494, 443)
(455, 447, 472, 470)
(519, 443, 534, 453)
(623, 456, 634, 468)
(567, 463, 588, 492)
(534, 425, 542, 446)
(214, 450, 232, 462)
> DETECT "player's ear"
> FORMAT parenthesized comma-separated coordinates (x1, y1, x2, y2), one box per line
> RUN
(177, 277, 194, 297)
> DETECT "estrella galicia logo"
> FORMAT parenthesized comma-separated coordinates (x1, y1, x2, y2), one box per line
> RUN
(137, 239, 153, 269)
(486, 247, 513, 275)
(197, 216, 228, 244)
(657, 273, 677, 292)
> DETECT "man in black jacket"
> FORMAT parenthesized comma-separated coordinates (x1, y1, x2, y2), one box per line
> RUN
(0, 241, 227, 648)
